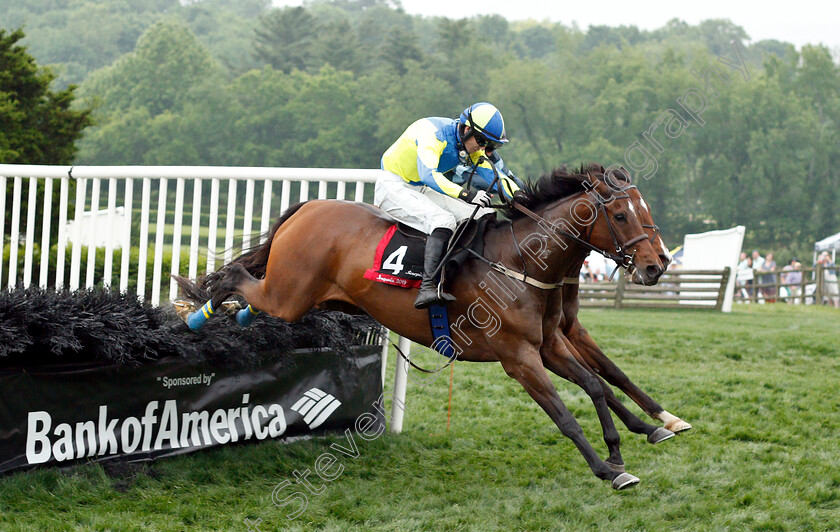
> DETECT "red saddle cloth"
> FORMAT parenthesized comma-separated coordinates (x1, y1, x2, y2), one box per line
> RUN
(363, 225, 426, 288)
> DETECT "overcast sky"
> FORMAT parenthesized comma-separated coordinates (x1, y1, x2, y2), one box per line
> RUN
(280, 0, 839, 52)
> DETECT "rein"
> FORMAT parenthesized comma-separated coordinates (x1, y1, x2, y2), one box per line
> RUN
(392, 339, 457, 373)
(509, 188, 648, 273)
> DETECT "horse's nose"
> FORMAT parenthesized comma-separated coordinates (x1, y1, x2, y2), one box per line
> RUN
(646, 264, 664, 280)
(658, 253, 671, 269)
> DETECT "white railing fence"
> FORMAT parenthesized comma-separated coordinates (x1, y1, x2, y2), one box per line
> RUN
(0, 164, 409, 433)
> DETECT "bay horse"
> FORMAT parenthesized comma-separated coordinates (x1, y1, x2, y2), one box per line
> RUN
(175, 165, 665, 490)
(551, 175, 692, 445)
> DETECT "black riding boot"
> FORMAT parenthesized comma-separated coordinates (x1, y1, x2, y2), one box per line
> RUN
(414, 227, 457, 309)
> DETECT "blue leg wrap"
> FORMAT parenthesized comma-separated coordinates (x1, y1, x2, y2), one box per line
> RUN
(187, 300, 215, 331)
(236, 305, 260, 327)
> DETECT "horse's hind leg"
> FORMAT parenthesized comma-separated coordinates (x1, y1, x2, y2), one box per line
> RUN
(499, 347, 639, 490)
(225, 263, 313, 324)
(185, 278, 239, 330)
(570, 323, 692, 433)
(208, 265, 262, 327)
(557, 335, 674, 445)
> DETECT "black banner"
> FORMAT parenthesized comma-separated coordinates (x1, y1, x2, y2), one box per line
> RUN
(0, 346, 383, 474)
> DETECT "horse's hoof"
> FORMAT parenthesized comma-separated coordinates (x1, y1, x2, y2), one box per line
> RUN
(605, 460, 626, 473)
(220, 300, 243, 316)
(665, 419, 693, 433)
(647, 427, 676, 444)
(612, 472, 640, 490)
(173, 300, 196, 324)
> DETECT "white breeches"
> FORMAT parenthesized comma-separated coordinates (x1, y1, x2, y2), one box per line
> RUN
(373, 172, 494, 234)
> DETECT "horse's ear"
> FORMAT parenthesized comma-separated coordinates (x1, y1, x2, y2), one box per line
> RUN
(583, 162, 601, 175)
(618, 166, 633, 183)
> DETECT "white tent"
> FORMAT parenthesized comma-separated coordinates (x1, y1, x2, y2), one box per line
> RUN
(815, 231, 840, 251)
(814, 231, 839, 263)
(681, 226, 745, 312)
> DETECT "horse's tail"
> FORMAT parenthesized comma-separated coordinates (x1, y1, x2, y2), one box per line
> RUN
(173, 201, 309, 304)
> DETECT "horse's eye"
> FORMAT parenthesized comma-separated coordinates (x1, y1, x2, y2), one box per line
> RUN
(615, 213, 627, 222)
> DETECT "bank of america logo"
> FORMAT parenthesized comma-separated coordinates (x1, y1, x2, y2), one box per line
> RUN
(291, 388, 341, 429)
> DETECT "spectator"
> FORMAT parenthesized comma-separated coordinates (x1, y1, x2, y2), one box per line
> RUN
(759, 252, 777, 302)
(736, 252, 754, 299)
(580, 260, 596, 283)
(751, 250, 765, 271)
(782, 259, 803, 304)
(817, 251, 839, 308)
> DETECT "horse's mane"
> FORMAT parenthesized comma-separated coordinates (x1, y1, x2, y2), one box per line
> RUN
(501, 163, 631, 219)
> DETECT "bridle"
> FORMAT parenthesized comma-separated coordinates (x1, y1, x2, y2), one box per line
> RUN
(508, 180, 651, 275)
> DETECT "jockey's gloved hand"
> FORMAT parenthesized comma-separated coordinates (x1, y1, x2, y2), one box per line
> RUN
(459, 188, 492, 207)
(472, 190, 492, 206)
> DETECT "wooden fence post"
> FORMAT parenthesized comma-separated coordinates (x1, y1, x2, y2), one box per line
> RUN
(716, 267, 731, 311)
(800, 267, 808, 305)
(815, 263, 824, 305)
(751, 268, 759, 303)
(614, 268, 626, 309)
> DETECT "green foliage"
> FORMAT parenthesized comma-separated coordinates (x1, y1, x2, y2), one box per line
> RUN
(0, 28, 92, 164)
(80, 20, 223, 116)
(77, 21, 227, 165)
(2, 0, 258, 87)
(0, 28, 91, 250)
(7, 0, 840, 254)
(253, 7, 319, 73)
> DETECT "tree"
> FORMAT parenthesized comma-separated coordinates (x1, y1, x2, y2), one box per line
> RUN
(1, 28, 93, 261)
(4, 0, 181, 87)
(12, 2, 840, 258)
(695, 19, 749, 57)
(77, 21, 225, 164)
(253, 7, 319, 73)
(314, 19, 364, 74)
(380, 27, 424, 75)
(796, 45, 840, 242)
(80, 20, 222, 117)
(0, 28, 92, 164)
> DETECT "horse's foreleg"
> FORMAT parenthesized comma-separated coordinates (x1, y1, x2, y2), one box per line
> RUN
(570, 324, 692, 433)
(541, 336, 626, 470)
(498, 349, 639, 490)
(557, 335, 674, 445)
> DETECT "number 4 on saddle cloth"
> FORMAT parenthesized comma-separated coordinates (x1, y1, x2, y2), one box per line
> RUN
(364, 215, 495, 360)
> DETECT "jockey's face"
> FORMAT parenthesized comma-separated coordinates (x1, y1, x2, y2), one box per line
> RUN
(463, 127, 482, 154)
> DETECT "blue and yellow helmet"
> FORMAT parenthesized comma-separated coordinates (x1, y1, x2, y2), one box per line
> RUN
(459, 102, 508, 146)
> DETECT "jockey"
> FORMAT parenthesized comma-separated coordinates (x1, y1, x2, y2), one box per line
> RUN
(375, 102, 520, 309)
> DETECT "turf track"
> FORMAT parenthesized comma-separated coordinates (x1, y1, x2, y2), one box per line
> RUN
(1, 304, 838, 531)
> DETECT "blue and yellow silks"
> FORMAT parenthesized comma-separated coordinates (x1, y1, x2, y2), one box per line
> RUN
(381, 117, 518, 200)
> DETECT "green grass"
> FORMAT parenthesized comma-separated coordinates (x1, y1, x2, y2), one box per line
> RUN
(1, 305, 838, 531)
